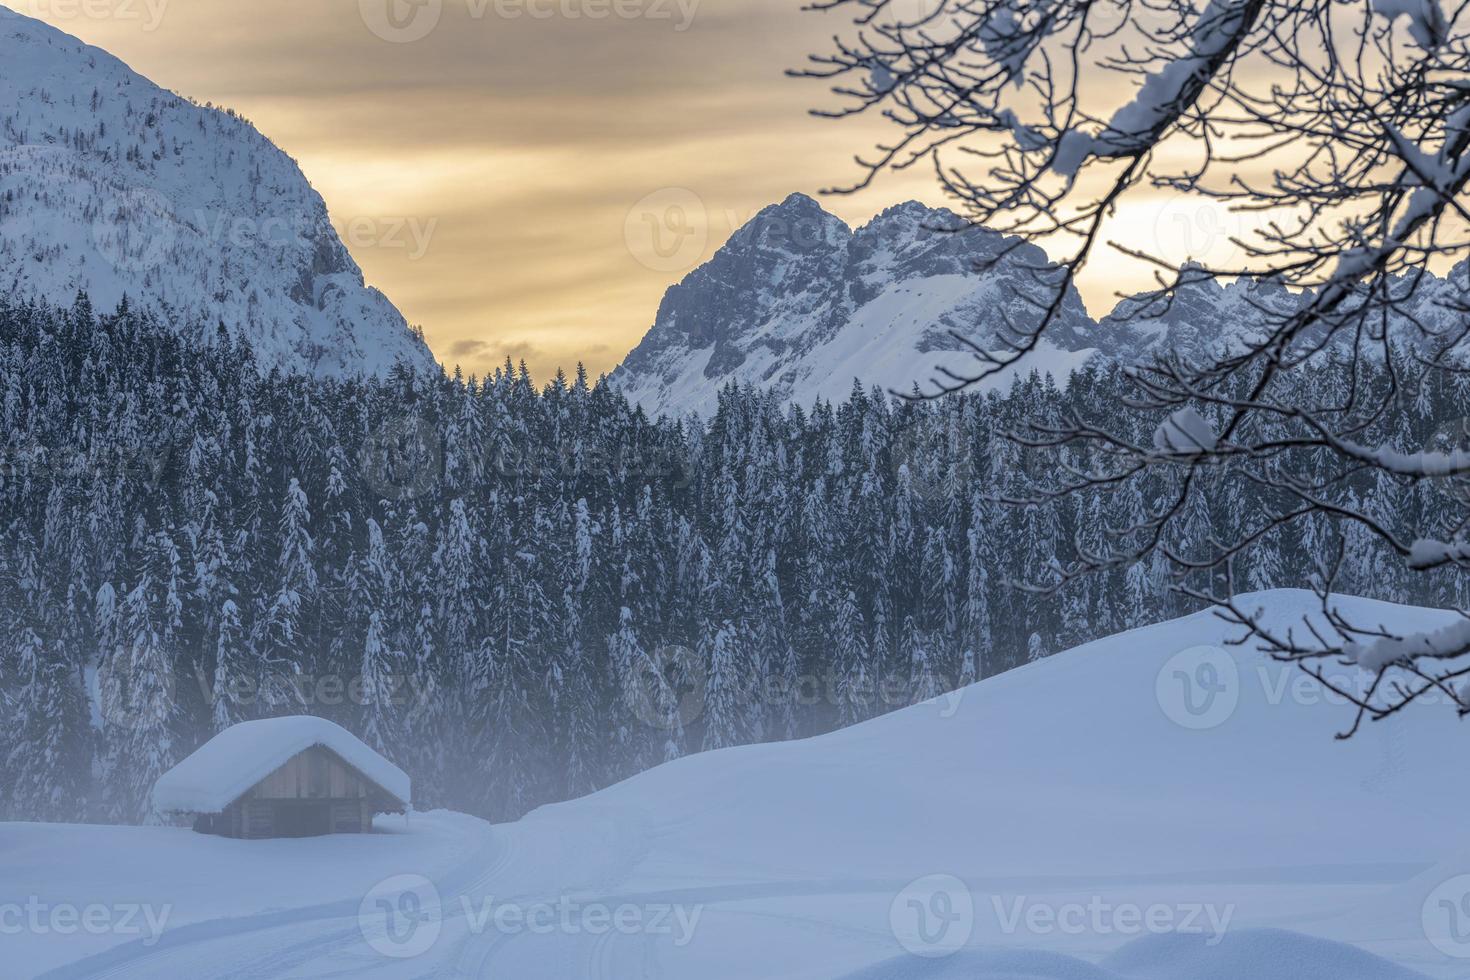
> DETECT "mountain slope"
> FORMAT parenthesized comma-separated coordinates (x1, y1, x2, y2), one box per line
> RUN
(0, 6, 438, 377)
(611, 194, 1470, 418)
(611, 194, 1105, 416)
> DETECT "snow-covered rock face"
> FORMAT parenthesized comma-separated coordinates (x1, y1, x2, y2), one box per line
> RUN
(1101, 265, 1303, 364)
(611, 194, 1470, 419)
(0, 7, 439, 378)
(610, 193, 1103, 417)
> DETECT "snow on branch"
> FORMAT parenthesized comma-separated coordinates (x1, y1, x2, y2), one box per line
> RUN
(803, 0, 1470, 731)
(1346, 616, 1470, 673)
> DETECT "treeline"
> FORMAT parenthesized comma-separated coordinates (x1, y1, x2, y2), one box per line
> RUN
(0, 295, 1459, 824)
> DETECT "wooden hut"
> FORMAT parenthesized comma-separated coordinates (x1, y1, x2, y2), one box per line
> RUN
(152, 717, 411, 839)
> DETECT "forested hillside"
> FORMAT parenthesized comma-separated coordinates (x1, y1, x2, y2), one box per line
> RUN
(0, 294, 1459, 824)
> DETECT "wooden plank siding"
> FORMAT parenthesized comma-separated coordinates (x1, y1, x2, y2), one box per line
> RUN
(247, 746, 374, 802)
(193, 746, 403, 839)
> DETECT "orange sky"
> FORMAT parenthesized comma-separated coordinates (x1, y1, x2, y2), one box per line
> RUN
(17, 0, 1231, 381)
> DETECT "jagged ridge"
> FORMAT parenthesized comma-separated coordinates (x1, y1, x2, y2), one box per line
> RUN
(612, 193, 1470, 417)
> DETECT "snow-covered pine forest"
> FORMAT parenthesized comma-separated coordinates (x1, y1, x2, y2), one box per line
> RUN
(1, 292, 1462, 827)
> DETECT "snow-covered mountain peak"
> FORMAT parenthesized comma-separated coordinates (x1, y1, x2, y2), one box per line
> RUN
(612, 195, 1100, 416)
(743, 191, 851, 237)
(614, 190, 1470, 418)
(0, 6, 439, 378)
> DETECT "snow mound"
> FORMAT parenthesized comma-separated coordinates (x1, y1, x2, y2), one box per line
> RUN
(505, 590, 1468, 978)
(565, 589, 1466, 882)
(152, 716, 410, 814)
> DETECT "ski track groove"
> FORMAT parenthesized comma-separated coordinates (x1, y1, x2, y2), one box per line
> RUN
(35, 817, 502, 980)
(32, 789, 1429, 980)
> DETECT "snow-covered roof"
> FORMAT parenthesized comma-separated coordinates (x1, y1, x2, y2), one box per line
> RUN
(152, 716, 411, 814)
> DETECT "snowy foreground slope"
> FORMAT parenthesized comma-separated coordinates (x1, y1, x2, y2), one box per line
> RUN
(0, 6, 437, 377)
(19, 590, 1470, 979)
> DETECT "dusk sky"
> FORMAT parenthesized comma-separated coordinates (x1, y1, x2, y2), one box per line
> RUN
(20, 0, 1223, 380)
